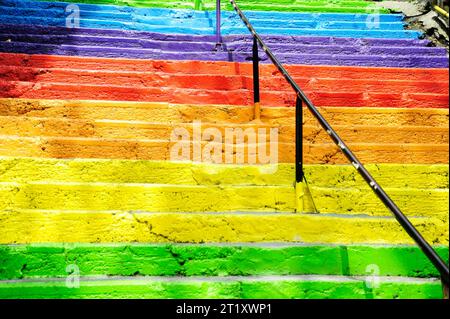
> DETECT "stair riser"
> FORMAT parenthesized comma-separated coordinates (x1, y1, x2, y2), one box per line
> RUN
(0, 7, 409, 30)
(1, 211, 447, 245)
(2, 53, 447, 81)
(2, 99, 447, 127)
(2, 81, 447, 108)
(0, 278, 443, 299)
(0, 182, 448, 217)
(3, 34, 446, 57)
(1, 159, 448, 189)
(2, 42, 446, 68)
(1, 244, 447, 279)
(2, 67, 448, 94)
(0, 137, 448, 164)
(1, 117, 447, 144)
(0, 0, 393, 14)
(2, 24, 430, 46)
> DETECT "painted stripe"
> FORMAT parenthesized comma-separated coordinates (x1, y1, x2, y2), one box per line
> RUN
(2, 66, 448, 95)
(0, 158, 448, 189)
(1, 99, 448, 126)
(0, 15, 421, 39)
(2, 41, 446, 68)
(1, 25, 428, 45)
(0, 181, 447, 216)
(1, 0, 392, 14)
(0, 25, 445, 68)
(0, 244, 447, 279)
(2, 54, 447, 81)
(0, 136, 448, 164)
(0, 116, 447, 145)
(0, 211, 448, 245)
(0, 275, 443, 299)
(0, 7, 408, 31)
(0, 55, 447, 108)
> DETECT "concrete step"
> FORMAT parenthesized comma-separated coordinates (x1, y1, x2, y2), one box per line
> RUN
(0, 14, 421, 39)
(0, 135, 448, 163)
(2, 66, 448, 94)
(1, 0, 392, 14)
(2, 53, 447, 81)
(0, 210, 447, 245)
(1, 243, 447, 279)
(1, 99, 447, 126)
(1, 158, 447, 189)
(0, 55, 448, 108)
(1, 116, 447, 144)
(0, 6, 408, 30)
(0, 180, 447, 217)
(0, 275, 443, 299)
(0, 1, 421, 39)
(2, 41, 447, 68)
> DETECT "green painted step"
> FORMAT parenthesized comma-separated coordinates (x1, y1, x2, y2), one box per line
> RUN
(0, 276, 443, 299)
(1, 244, 448, 280)
(33, 0, 390, 13)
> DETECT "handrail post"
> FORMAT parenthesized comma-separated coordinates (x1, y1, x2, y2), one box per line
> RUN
(216, 0, 222, 46)
(295, 96, 304, 212)
(252, 36, 261, 120)
(295, 96, 304, 184)
(443, 279, 449, 299)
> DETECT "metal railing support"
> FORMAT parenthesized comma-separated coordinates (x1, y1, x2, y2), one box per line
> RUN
(252, 36, 261, 120)
(215, 0, 222, 46)
(229, 0, 449, 289)
(295, 96, 304, 212)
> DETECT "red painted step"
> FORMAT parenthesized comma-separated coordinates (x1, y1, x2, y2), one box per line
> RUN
(0, 53, 448, 108)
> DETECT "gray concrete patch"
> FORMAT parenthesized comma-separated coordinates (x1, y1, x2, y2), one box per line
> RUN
(375, 0, 449, 49)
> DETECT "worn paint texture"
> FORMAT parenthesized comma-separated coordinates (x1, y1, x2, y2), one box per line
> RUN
(0, 0, 448, 299)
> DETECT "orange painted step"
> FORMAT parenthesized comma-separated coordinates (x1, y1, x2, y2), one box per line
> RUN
(0, 116, 448, 145)
(0, 99, 447, 164)
(0, 136, 447, 164)
(1, 99, 447, 127)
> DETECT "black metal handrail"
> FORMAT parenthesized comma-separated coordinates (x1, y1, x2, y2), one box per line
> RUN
(228, 0, 449, 288)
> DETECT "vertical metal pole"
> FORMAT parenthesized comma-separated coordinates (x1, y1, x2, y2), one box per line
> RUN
(252, 36, 260, 120)
(295, 96, 303, 183)
(216, 0, 221, 45)
(295, 96, 304, 212)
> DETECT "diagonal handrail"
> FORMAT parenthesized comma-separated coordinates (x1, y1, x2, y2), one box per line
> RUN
(228, 0, 449, 288)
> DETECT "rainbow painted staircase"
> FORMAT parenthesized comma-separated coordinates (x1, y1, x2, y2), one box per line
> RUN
(0, 0, 449, 299)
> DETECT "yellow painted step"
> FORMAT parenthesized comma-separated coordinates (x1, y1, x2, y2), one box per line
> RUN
(0, 181, 447, 217)
(0, 210, 447, 245)
(0, 158, 447, 189)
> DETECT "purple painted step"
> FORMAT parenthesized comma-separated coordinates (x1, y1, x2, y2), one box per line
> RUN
(2, 42, 447, 68)
(0, 24, 448, 68)
(2, 34, 447, 57)
(0, 24, 434, 47)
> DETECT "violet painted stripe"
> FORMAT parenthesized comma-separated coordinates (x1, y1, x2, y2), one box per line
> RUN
(1, 34, 447, 57)
(0, 24, 433, 47)
(0, 25, 448, 68)
(1, 42, 448, 68)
